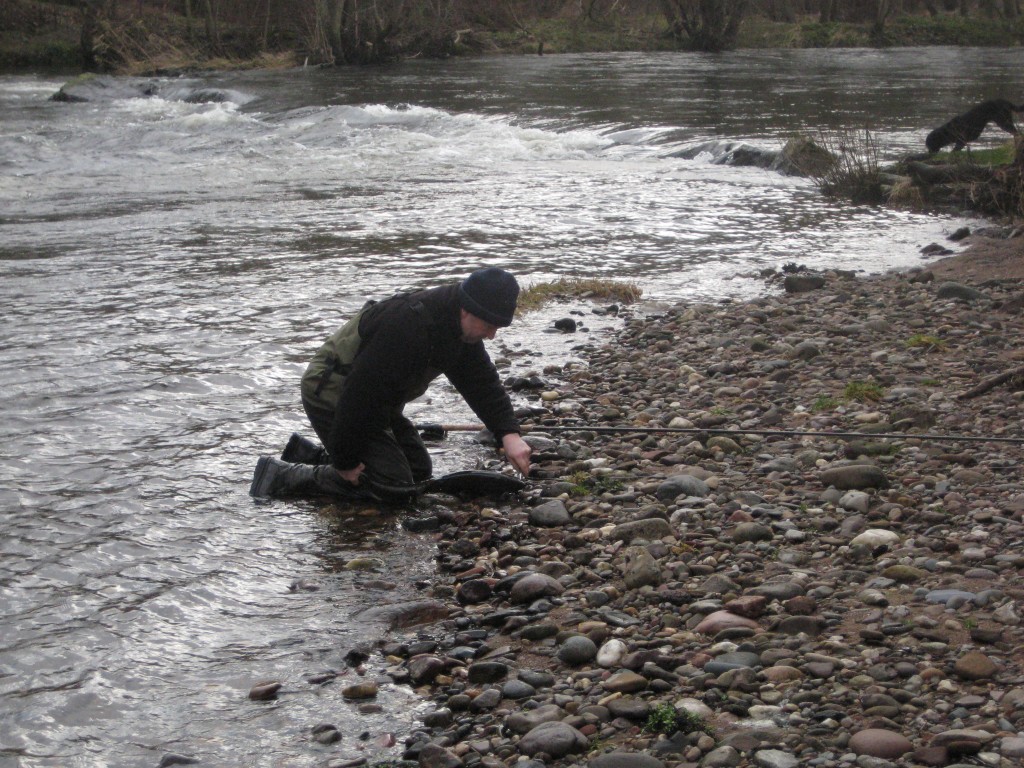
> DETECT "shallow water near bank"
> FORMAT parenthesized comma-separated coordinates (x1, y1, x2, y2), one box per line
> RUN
(1, 47, 1022, 766)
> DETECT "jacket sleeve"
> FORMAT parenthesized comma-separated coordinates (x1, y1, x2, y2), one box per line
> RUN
(446, 343, 521, 440)
(328, 307, 430, 470)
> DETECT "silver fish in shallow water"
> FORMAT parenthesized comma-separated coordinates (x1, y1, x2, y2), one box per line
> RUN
(422, 470, 526, 497)
(370, 470, 526, 500)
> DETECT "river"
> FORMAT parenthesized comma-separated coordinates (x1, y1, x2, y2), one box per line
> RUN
(1, 46, 1021, 767)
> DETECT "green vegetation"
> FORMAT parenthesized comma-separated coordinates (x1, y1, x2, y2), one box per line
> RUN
(643, 702, 682, 735)
(567, 470, 625, 496)
(806, 128, 884, 205)
(812, 395, 841, 412)
(811, 380, 887, 411)
(643, 702, 714, 736)
(492, 13, 673, 55)
(905, 334, 947, 351)
(945, 142, 1018, 167)
(517, 277, 642, 315)
(844, 380, 885, 403)
(886, 13, 1024, 47)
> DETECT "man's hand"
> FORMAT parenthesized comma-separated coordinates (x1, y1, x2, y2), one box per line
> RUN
(501, 433, 532, 477)
(337, 463, 365, 485)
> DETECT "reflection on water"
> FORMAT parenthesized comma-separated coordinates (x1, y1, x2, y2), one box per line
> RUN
(1, 47, 1019, 766)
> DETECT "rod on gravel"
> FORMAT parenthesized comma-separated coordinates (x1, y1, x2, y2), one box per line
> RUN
(417, 422, 1024, 445)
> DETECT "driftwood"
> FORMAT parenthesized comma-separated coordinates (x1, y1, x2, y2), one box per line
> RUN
(906, 160, 995, 185)
(957, 363, 1024, 399)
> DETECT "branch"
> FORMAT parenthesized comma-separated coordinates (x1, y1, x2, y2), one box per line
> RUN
(957, 364, 1024, 399)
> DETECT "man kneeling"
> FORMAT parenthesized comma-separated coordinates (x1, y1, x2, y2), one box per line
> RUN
(250, 267, 532, 502)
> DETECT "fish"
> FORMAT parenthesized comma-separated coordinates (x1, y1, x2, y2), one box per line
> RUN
(367, 469, 525, 500)
(421, 470, 526, 497)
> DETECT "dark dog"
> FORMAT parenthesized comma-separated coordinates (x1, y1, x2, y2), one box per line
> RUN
(926, 98, 1022, 153)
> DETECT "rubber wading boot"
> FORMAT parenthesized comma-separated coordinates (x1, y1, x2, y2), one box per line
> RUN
(249, 457, 378, 501)
(280, 433, 331, 465)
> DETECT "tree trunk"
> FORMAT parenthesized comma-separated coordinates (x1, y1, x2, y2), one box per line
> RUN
(765, 0, 796, 21)
(199, 0, 220, 52)
(660, 0, 749, 52)
(1005, 0, 1021, 18)
(819, 0, 836, 22)
(183, 0, 194, 42)
(873, 0, 894, 34)
(326, 0, 346, 62)
(79, 0, 101, 70)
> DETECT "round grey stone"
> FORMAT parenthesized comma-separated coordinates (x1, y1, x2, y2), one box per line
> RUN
(557, 635, 598, 666)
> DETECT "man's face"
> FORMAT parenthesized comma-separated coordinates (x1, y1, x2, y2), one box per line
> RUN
(459, 309, 499, 343)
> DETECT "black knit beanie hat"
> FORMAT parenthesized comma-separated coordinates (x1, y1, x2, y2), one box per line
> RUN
(458, 267, 519, 327)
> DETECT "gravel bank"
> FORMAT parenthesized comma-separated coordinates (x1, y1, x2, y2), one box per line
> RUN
(301, 228, 1024, 768)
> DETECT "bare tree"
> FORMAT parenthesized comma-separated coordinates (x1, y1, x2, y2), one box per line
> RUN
(198, 0, 221, 52)
(660, 0, 749, 51)
(762, 0, 797, 21)
(819, 0, 837, 21)
(873, 0, 896, 34)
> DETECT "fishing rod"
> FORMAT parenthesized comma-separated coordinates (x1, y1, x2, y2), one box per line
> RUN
(418, 423, 1024, 445)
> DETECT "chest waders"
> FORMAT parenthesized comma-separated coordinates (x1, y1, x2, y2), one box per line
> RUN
(301, 301, 373, 415)
(253, 303, 383, 500)
(251, 299, 438, 501)
(301, 299, 438, 419)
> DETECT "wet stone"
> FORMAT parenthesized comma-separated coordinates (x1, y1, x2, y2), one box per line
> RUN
(589, 752, 666, 768)
(248, 681, 281, 701)
(502, 679, 536, 699)
(159, 755, 200, 767)
(848, 728, 913, 758)
(606, 696, 650, 721)
(558, 635, 598, 666)
(529, 499, 571, 527)
(341, 682, 378, 700)
(517, 721, 589, 758)
(311, 723, 342, 744)
(752, 749, 799, 768)
(517, 670, 555, 689)
(954, 651, 998, 681)
(609, 517, 675, 543)
(467, 661, 508, 684)
(602, 671, 648, 693)
(710, 651, 761, 670)
(510, 573, 564, 604)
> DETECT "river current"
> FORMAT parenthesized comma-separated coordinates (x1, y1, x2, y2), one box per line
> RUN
(1, 47, 1022, 767)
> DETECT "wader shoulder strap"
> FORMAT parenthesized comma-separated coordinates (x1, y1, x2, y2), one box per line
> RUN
(302, 301, 375, 401)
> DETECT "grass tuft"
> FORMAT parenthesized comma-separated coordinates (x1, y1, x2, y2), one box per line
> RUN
(643, 702, 714, 736)
(905, 334, 946, 352)
(517, 277, 642, 315)
(806, 129, 884, 205)
(843, 380, 884, 402)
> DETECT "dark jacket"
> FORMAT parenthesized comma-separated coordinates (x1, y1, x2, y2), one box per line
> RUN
(308, 283, 520, 471)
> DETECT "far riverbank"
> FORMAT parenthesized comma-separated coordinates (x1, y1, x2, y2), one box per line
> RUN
(4, 1, 1024, 76)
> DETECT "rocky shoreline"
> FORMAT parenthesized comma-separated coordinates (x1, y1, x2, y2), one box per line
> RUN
(277, 228, 1024, 768)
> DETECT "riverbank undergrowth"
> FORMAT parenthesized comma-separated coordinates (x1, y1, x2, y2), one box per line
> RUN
(3, 1, 1024, 75)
